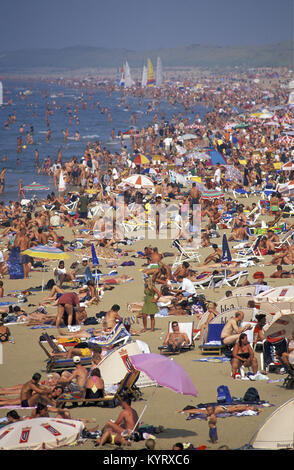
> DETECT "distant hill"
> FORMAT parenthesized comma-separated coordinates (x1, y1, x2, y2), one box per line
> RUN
(0, 41, 293, 73)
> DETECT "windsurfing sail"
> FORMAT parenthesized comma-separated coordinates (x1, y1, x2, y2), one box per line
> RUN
(124, 61, 135, 88)
(141, 64, 147, 88)
(146, 58, 155, 87)
(0, 81, 3, 106)
(156, 57, 163, 87)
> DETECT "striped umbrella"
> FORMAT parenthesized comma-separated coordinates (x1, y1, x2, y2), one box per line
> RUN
(22, 245, 70, 290)
(282, 161, 294, 171)
(276, 135, 294, 147)
(23, 182, 50, 191)
(201, 189, 225, 199)
(121, 174, 154, 188)
(131, 154, 151, 165)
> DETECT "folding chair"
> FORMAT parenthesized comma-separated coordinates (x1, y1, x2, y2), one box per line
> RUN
(158, 321, 195, 354)
(198, 323, 226, 356)
(232, 235, 264, 264)
(56, 369, 142, 408)
(192, 272, 213, 290)
(233, 188, 250, 198)
(172, 239, 201, 268)
(39, 332, 93, 372)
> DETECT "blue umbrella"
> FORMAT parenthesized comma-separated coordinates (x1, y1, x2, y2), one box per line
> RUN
(222, 234, 232, 262)
(91, 243, 99, 285)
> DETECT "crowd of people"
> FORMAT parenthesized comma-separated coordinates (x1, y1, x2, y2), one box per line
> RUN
(0, 66, 294, 449)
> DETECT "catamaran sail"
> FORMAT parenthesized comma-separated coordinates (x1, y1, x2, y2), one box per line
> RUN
(141, 64, 148, 88)
(119, 65, 125, 88)
(0, 81, 3, 106)
(156, 57, 163, 87)
(124, 61, 135, 88)
(146, 58, 155, 87)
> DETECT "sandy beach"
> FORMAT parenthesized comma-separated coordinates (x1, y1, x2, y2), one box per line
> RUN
(0, 208, 293, 452)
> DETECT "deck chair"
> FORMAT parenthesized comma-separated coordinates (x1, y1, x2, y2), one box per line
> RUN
(39, 332, 93, 373)
(172, 239, 201, 268)
(56, 369, 142, 408)
(87, 322, 132, 349)
(215, 270, 249, 288)
(232, 235, 263, 264)
(233, 188, 250, 198)
(275, 229, 294, 249)
(192, 272, 213, 290)
(158, 321, 195, 354)
(198, 323, 226, 356)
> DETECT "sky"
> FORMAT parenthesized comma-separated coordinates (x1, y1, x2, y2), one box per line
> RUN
(0, 0, 293, 51)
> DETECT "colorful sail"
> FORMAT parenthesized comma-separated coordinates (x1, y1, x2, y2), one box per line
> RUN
(146, 58, 155, 87)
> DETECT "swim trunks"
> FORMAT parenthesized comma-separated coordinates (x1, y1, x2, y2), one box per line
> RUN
(21, 399, 29, 407)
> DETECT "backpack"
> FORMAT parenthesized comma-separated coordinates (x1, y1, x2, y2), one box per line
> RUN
(217, 385, 232, 404)
(243, 387, 260, 403)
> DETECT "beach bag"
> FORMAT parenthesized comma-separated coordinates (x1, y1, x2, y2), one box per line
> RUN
(217, 385, 232, 404)
(243, 387, 260, 403)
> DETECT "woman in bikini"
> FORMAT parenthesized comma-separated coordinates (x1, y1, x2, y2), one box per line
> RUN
(231, 332, 258, 378)
(84, 368, 104, 400)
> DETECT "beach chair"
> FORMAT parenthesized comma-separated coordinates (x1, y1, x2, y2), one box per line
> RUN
(274, 229, 294, 249)
(233, 188, 250, 198)
(39, 332, 93, 373)
(232, 236, 263, 264)
(56, 369, 142, 408)
(171, 239, 201, 268)
(158, 321, 195, 355)
(215, 270, 249, 288)
(198, 323, 226, 356)
(192, 272, 213, 290)
(87, 322, 132, 350)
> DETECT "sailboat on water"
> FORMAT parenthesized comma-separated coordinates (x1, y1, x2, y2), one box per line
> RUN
(146, 58, 155, 87)
(124, 61, 135, 88)
(141, 64, 148, 88)
(156, 57, 163, 87)
(119, 65, 125, 88)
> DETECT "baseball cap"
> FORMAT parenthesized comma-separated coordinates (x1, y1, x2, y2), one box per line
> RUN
(73, 356, 81, 364)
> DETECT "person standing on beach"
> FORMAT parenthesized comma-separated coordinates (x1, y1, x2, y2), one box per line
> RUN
(0, 168, 6, 194)
(141, 277, 160, 332)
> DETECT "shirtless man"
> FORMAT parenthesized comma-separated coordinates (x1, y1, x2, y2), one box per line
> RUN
(176, 403, 262, 416)
(59, 356, 88, 392)
(20, 373, 50, 407)
(102, 304, 122, 332)
(13, 227, 31, 278)
(173, 261, 190, 282)
(220, 311, 252, 346)
(104, 398, 139, 436)
(163, 321, 190, 352)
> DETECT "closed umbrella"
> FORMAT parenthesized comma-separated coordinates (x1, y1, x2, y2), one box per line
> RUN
(129, 353, 198, 433)
(0, 417, 84, 450)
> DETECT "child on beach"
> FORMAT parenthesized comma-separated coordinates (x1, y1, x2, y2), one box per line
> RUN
(206, 405, 218, 444)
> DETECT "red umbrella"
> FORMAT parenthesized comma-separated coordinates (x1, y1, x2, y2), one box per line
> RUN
(276, 135, 294, 147)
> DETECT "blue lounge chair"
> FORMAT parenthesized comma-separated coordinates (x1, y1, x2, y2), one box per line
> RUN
(199, 323, 226, 356)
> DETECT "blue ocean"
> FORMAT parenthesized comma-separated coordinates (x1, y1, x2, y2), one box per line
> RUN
(0, 79, 208, 202)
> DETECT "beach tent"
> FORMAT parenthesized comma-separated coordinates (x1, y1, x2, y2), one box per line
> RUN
(249, 399, 294, 449)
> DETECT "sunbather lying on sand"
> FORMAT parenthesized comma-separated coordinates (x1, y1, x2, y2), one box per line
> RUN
(176, 404, 262, 415)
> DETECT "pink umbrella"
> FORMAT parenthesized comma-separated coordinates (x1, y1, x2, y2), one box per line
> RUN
(129, 353, 198, 433)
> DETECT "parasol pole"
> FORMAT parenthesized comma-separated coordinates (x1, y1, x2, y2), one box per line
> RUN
(131, 383, 159, 435)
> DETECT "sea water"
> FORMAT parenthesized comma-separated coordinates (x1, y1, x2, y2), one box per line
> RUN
(0, 79, 209, 202)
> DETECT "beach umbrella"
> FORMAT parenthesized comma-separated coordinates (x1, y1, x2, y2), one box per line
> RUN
(263, 312, 294, 340)
(179, 133, 197, 141)
(255, 285, 294, 304)
(221, 234, 232, 262)
(282, 161, 294, 171)
(129, 353, 198, 433)
(0, 417, 84, 450)
(21, 245, 70, 290)
(201, 189, 225, 200)
(91, 242, 99, 285)
(276, 135, 294, 147)
(131, 154, 151, 165)
(121, 174, 154, 189)
(23, 182, 50, 191)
